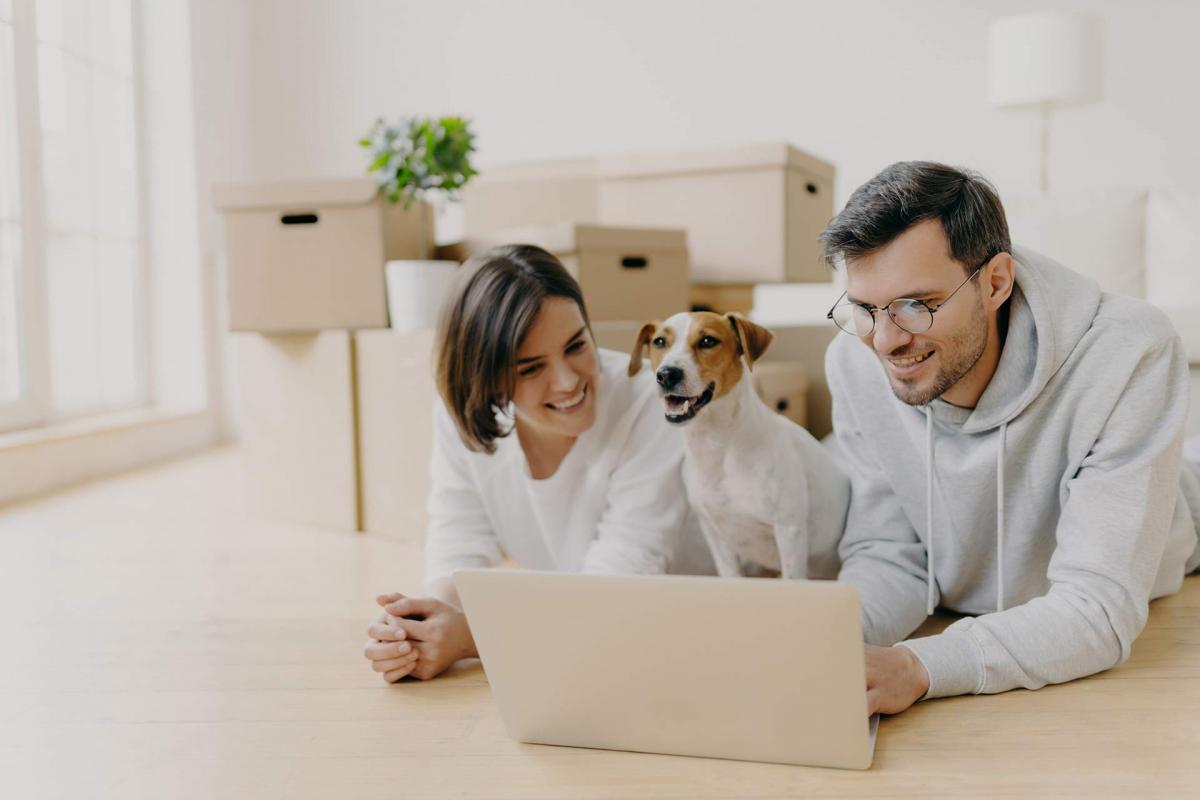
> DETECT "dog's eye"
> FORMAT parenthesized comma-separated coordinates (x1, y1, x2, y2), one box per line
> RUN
(651, 336, 667, 348)
(698, 336, 719, 349)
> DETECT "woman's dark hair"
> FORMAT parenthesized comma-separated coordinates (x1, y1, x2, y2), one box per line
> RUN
(819, 161, 1012, 273)
(436, 244, 590, 454)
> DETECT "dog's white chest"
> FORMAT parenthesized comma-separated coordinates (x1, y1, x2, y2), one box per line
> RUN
(686, 463, 782, 575)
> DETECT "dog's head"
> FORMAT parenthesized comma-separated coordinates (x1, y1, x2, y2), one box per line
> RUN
(628, 312, 774, 424)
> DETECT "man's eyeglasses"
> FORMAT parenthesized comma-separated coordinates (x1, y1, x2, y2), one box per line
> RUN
(826, 256, 991, 337)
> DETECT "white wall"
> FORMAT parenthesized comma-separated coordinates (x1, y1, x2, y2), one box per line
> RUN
(189, 0, 255, 441)
(229, 0, 1200, 204)
(140, 0, 206, 414)
(190, 0, 1200, 435)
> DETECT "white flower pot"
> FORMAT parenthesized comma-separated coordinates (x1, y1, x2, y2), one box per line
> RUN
(385, 260, 459, 332)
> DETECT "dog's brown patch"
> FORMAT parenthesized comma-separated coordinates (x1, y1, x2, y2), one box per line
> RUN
(682, 312, 745, 401)
(726, 313, 774, 367)
(628, 320, 671, 376)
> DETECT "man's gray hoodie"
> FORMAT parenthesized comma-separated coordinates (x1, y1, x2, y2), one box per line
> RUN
(827, 246, 1200, 699)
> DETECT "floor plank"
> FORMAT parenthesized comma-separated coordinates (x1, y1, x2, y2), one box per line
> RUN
(1, 447, 1197, 798)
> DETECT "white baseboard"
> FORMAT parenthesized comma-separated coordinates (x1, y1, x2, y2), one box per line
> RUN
(0, 409, 218, 506)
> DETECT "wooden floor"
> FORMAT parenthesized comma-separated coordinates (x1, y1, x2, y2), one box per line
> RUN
(1, 447, 1197, 798)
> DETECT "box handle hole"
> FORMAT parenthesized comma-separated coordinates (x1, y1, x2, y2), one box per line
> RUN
(621, 256, 648, 269)
(281, 213, 319, 225)
(776, 399, 789, 412)
(806, 183, 818, 195)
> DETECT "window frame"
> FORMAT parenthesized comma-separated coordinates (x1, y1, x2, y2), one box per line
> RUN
(0, 0, 149, 434)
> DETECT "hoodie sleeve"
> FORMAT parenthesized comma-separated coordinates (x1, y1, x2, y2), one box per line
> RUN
(581, 391, 685, 576)
(423, 403, 505, 589)
(828, 347, 935, 646)
(901, 333, 1190, 698)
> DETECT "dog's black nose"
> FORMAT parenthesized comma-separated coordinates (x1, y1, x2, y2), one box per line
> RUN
(656, 366, 683, 389)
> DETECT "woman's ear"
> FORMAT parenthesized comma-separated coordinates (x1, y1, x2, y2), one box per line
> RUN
(628, 321, 659, 376)
(726, 313, 774, 369)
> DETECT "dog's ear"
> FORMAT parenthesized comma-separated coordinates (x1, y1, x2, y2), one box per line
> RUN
(726, 313, 774, 369)
(628, 321, 658, 376)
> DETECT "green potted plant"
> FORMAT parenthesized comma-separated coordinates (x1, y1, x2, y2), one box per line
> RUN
(360, 116, 478, 331)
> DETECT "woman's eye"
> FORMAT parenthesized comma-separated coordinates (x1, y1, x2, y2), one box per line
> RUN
(518, 364, 543, 378)
(698, 336, 719, 349)
(566, 340, 586, 354)
(652, 337, 667, 348)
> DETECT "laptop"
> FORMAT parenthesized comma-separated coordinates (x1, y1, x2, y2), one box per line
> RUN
(453, 569, 879, 770)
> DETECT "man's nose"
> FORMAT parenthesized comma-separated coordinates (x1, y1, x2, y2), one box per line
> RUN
(656, 366, 684, 389)
(871, 312, 914, 355)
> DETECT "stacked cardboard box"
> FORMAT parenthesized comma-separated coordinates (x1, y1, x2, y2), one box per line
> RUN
(215, 178, 433, 333)
(465, 223, 689, 322)
(596, 142, 835, 285)
(217, 178, 436, 533)
(220, 142, 839, 536)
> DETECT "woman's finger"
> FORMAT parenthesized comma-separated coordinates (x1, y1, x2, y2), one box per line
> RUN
(390, 616, 436, 641)
(372, 652, 419, 674)
(364, 640, 412, 661)
(384, 662, 417, 682)
(376, 592, 405, 607)
(367, 622, 408, 642)
(383, 596, 442, 619)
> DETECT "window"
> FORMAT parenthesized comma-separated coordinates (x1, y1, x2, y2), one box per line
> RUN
(0, 0, 144, 433)
(1, 1, 24, 418)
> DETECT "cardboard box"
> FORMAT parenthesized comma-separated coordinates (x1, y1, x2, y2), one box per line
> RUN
(590, 320, 644, 357)
(214, 177, 434, 333)
(461, 158, 599, 239)
(234, 331, 360, 531)
(761, 324, 838, 439)
(751, 362, 809, 428)
(355, 329, 439, 542)
(468, 223, 689, 322)
(690, 282, 755, 314)
(598, 142, 835, 285)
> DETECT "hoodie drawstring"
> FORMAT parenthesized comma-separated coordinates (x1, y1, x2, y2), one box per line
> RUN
(924, 411, 1009, 617)
(996, 421, 1007, 612)
(925, 409, 936, 615)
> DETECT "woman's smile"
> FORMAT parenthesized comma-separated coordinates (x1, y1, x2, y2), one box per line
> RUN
(546, 383, 588, 412)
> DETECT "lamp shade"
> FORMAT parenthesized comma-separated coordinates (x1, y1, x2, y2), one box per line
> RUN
(988, 12, 1103, 109)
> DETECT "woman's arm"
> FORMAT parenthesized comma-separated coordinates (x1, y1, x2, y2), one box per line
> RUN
(581, 392, 688, 575)
(422, 403, 506, 589)
(365, 404, 500, 682)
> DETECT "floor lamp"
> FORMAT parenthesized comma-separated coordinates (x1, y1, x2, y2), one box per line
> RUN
(988, 12, 1104, 193)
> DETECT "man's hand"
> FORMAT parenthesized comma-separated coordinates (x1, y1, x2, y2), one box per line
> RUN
(379, 593, 478, 681)
(864, 643, 930, 715)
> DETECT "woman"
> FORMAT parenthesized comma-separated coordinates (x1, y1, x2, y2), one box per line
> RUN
(363, 244, 708, 682)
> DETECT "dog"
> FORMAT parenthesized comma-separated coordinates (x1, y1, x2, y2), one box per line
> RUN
(628, 312, 848, 580)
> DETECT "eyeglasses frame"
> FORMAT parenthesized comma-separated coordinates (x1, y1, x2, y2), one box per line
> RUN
(826, 254, 994, 337)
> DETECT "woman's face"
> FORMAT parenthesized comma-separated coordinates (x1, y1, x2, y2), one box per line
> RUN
(511, 296, 599, 441)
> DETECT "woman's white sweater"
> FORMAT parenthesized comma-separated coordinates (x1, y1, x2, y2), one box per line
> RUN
(423, 348, 694, 586)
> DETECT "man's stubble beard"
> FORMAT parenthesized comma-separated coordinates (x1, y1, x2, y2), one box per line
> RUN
(886, 294, 988, 407)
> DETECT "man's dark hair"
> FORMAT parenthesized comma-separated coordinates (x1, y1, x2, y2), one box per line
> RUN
(819, 161, 1012, 273)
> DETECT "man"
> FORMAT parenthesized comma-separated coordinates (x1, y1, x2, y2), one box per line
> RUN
(820, 161, 1200, 716)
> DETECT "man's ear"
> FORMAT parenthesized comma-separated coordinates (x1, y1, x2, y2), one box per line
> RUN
(984, 252, 1016, 311)
(726, 313, 774, 369)
(628, 321, 659, 376)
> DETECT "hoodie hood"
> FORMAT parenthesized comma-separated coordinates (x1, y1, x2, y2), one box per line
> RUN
(952, 246, 1102, 434)
(923, 247, 1102, 613)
